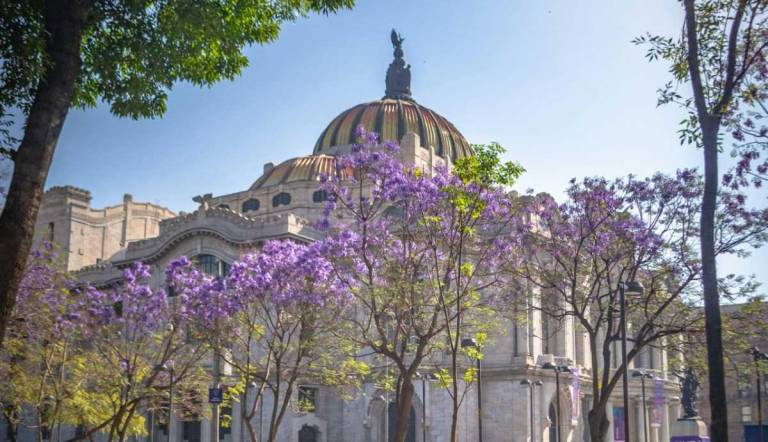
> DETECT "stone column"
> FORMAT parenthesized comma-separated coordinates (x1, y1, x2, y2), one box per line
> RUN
(635, 398, 646, 442)
(232, 399, 242, 442)
(660, 402, 671, 442)
(607, 402, 616, 442)
(201, 418, 211, 442)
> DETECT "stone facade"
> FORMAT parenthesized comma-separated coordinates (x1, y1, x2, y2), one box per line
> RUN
(11, 41, 685, 442)
(32, 186, 175, 271)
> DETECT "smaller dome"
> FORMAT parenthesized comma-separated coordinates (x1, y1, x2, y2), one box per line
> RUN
(250, 155, 339, 190)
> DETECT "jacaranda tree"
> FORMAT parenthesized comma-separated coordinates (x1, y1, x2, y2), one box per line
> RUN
(509, 171, 768, 442)
(168, 240, 363, 442)
(1, 245, 87, 442)
(1, 254, 210, 442)
(0, 0, 355, 351)
(317, 127, 529, 442)
(78, 262, 209, 442)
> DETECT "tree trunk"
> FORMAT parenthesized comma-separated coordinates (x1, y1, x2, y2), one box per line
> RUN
(244, 417, 258, 442)
(3, 408, 18, 442)
(0, 0, 91, 348)
(587, 406, 610, 442)
(449, 349, 460, 442)
(393, 378, 415, 442)
(241, 389, 259, 442)
(701, 120, 729, 442)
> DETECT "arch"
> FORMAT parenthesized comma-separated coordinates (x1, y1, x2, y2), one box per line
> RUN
(242, 198, 260, 212)
(299, 424, 320, 442)
(273, 192, 292, 207)
(367, 394, 421, 442)
(545, 386, 573, 442)
(548, 402, 558, 442)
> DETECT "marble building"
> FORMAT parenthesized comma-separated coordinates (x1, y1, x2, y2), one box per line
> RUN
(18, 33, 681, 442)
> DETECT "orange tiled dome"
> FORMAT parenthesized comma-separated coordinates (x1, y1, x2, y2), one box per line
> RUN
(249, 155, 343, 190)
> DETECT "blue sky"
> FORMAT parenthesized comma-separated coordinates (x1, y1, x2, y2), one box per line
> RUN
(5, 0, 767, 293)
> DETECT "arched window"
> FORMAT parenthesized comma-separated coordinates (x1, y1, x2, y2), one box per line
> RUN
(299, 425, 319, 442)
(312, 190, 328, 203)
(217, 204, 230, 210)
(272, 192, 291, 207)
(195, 254, 230, 277)
(242, 198, 260, 212)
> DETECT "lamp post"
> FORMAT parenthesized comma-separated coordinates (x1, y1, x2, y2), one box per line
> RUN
(521, 379, 544, 442)
(750, 347, 768, 442)
(619, 280, 644, 442)
(542, 363, 570, 442)
(632, 370, 653, 442)
(461, 338, 483, 442)
(416, 372, 438, 442)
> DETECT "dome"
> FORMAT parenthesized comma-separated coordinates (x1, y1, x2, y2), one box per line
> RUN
(313, 99, 473, 162)
(250, 154, 341, 190)
(313, 29, 473, 163)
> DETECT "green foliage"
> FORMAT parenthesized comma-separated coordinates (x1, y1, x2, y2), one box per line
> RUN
(454, 142, 525, 188)
(0, 0, 354, 150)
(633, 2, 768, 149)
(683, 298, 768, 383)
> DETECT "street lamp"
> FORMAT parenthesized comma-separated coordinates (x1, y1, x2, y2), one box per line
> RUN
(632, 370, 654, 442)
(619, 280, 644, 442)
(750, 347, 768, 442)
(521, 379, 544, 442)
(416, 372, 439, 442)
(542, 363, 570, 442)
(461, 337, 483, 442)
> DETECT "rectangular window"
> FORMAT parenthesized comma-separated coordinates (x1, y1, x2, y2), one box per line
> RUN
(48, 222, 55, 243)
(298, 386, 318, 413)
(742, 406, 753, 423)
(763, 374, 768, 394)
(738, 378, 751, 398)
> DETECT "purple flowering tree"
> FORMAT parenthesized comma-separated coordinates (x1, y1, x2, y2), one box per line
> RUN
(318, 128, 528, 442)
(168, 241, 359, 442)
(0, 245, 86, 442)
(73, 262, 208, 442)
(509, 171, 768, 442)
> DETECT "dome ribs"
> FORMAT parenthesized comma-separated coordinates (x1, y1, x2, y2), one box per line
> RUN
(382, 101, 398, 142)
(396, 99, 406, 141)
(312, 99, 470, 162)
(334, 104, 363, 147)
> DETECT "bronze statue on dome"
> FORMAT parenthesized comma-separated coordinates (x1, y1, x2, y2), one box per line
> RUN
(385, 29, 412, 101)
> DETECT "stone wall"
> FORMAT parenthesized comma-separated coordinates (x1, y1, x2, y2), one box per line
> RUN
(33, 186, 175, 271)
